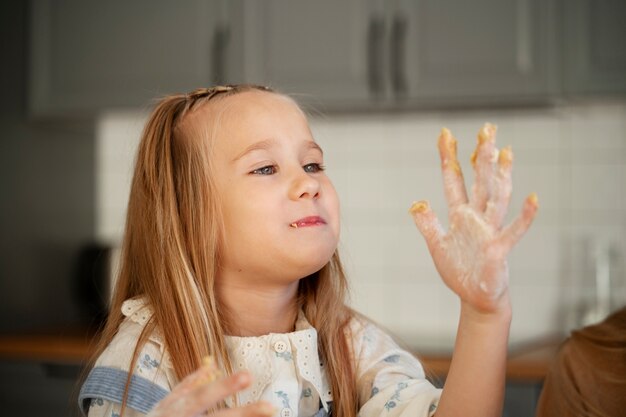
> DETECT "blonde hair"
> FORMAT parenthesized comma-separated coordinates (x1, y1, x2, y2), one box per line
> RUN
(89, 85, 359, 417)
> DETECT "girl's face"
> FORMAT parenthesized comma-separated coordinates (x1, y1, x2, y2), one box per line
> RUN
(208, 91, 340, 284)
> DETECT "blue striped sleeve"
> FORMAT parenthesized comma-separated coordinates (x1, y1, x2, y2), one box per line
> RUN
(79, 366, 170, 415)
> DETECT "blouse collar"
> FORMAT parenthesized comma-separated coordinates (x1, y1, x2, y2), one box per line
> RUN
(224, 309, 332, 409)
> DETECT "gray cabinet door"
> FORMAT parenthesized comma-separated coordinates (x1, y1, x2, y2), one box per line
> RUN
(29, 0, 228, 117)
(240, 0, 379, 110)
(562, 0, 626, 95)
(0, 360, 83, 417)
(397, 0, 557, 105)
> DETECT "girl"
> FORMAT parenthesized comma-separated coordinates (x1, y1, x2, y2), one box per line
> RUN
(79, 84, 538, 417)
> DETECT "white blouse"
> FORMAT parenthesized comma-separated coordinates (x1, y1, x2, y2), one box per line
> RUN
(84, 298, 440, 417)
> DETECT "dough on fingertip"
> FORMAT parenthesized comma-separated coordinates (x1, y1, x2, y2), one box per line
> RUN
(409, 200, 430, 215)
(478, 123, 497, 144)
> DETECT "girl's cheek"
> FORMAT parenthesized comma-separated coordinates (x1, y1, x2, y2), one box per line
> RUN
(322, 176, 339, 197)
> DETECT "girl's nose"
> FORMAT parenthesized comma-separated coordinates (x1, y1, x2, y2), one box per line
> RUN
(289, 170, 321, 200)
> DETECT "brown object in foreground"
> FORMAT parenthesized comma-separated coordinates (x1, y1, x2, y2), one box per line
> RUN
(535, 306, 626, 417)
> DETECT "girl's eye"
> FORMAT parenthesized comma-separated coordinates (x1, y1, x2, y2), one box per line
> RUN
(303, 163, 325, 173)
(251, 165, 277, 175)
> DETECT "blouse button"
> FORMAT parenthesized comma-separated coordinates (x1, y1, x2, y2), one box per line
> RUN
(273, 340, 288, 353)
(280, 408, 293, 417)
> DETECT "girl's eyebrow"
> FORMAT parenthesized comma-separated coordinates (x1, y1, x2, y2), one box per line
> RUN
(308, 141, 324, 155)
(232, 138, 277, 162)
(232, 139, 323, 162)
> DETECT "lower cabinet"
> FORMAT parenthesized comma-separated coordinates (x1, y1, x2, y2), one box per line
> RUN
(503, 381, 544, 417)
(430, 374, 543, 417)
(0, 360, 84, 417)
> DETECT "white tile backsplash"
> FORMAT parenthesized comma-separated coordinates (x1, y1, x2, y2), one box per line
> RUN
(571, 165, 625, 210)
(95, 110, 147, 243)
(507, 217, 562, 277)
(509, 282, 564, 337)
(96, 101, 626, 346)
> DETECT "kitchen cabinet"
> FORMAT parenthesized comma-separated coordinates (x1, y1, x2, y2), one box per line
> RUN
(562, 0, 626, 96)
(398, 0, 557, 106)
(29, 0, 624, 117)
(29, 0, 236, 117)
(502, 382, 543, 417)
(241, 0, 558, 109)
(0, 360, 83, 417)
(237, 0, 377, 109)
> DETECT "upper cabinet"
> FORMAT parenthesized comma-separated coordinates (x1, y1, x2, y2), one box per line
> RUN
(562, 0, 626, 96)
(240, 0, 558, 109)
(29, 0, 234, 117)
(236, 0, 376, 109)
(28, 0, 626, 117)
(398, 0, 557, 106)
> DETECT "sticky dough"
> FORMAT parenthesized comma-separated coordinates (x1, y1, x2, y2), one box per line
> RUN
(446, 203, 508, 301)
(200, 355, 222, 384)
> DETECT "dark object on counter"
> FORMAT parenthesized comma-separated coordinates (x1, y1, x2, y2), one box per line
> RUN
(73, 243, 113, 330)
(535, 306, 626, 417)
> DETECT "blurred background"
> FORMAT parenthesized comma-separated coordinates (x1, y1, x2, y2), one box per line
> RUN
(1, 0, 625, 416)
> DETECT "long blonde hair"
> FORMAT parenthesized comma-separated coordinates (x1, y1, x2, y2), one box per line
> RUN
(90, 85, 359, 417)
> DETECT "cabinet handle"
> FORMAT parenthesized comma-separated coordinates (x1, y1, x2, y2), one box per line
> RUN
(367, 16, 385, 98)
(390, 14, 408, 98)
(211, 25, 230, 85)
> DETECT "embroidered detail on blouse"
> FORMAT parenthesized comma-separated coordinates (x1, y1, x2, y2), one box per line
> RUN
(383, 381, 409, 411)
(276, 351, 293, 361)
(137, 354, 160, 373)
(275, 390, 291, 408)
(383, 354, 400, 363)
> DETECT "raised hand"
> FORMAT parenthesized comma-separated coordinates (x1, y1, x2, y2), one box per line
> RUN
(148, 357, 275, 417)
(409, 124, 538, 314)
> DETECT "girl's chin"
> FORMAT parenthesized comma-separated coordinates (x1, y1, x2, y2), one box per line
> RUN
(298, 253, 336, 276)
(279, 246, 335, 276)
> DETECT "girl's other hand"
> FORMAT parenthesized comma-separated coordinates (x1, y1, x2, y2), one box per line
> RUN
(409, 124, 538, 314)
(148, 357, 276, 417)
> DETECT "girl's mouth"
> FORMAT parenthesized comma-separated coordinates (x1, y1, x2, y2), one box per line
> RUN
(289, 216, 326, 228)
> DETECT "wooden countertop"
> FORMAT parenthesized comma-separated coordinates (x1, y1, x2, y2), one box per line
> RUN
(0, 330, 99, 363)
(0, 331, 563, 382)
(415, 337, 563, 381)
